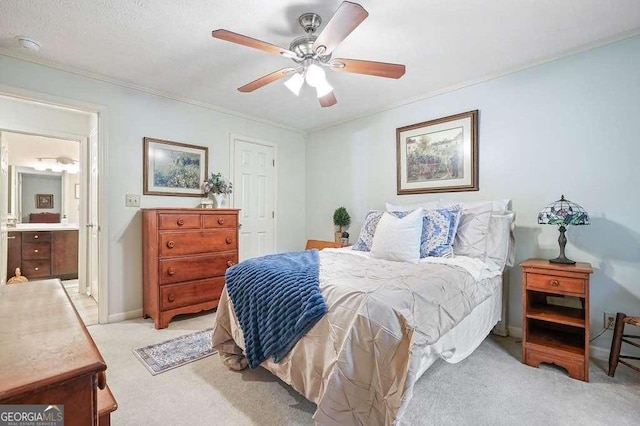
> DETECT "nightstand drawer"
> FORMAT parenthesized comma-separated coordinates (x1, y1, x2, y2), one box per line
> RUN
(527, 274, 585, 295)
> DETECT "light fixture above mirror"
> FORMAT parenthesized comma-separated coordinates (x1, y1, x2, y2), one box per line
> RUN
(34, 156, 79, 174)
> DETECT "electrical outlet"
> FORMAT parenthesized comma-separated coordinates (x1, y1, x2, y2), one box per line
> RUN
(125, 194, 140, 207)
(604, 312, 616, 329)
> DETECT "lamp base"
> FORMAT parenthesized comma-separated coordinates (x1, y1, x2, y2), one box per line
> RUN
(549, 255, 576, 265)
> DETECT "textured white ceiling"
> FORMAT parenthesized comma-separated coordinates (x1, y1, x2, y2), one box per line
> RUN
(1, 1, 639, 132)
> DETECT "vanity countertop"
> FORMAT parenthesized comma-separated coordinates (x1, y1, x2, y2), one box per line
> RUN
(4, 223, 80, 232)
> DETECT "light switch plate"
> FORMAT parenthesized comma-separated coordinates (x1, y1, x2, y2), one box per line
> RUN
(125, 194, 140, 207)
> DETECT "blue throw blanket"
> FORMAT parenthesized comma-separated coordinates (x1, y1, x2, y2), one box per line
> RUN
(225, 249, 327, 369)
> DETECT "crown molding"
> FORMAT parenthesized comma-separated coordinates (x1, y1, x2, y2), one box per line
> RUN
(1, 28, 638, 136)
(306, 29, 640, 133)
(0, 48, 306, 136)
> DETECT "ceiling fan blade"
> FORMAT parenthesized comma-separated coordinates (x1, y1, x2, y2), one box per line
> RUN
(330, 58, 406, 79)
(212, 29, 297, 58)
(319, 91, 337, 108)
(312, 2, 368, 56)
(238, 68, 295, 93)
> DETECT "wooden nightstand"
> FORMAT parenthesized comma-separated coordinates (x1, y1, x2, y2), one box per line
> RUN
(520, 259, 593, 381)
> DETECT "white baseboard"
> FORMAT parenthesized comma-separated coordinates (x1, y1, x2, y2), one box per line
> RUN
(107, 308, 142, 323)
(506, 326, 610, 361)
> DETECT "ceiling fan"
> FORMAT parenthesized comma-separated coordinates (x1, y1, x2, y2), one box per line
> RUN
(211, 1, 406, 107)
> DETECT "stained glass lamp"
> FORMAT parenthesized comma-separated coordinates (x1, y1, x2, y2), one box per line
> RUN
(537, 195, 589, 264)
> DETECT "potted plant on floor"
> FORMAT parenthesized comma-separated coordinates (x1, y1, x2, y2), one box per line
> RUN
(333, 207, 351, 244)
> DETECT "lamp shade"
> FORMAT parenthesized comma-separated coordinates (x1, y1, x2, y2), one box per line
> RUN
(284, 73, 304, 96)
(538, 195, 589, 264)
(538, 195, 589, 227)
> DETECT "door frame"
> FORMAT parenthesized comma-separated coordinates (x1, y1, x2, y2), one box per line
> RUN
(229, 133, 278, 254)
(0, 84, 110, 324)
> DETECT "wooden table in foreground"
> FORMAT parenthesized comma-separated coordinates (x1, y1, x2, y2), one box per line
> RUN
(521, 259, 593, 381)
(0, 279, 117, 425)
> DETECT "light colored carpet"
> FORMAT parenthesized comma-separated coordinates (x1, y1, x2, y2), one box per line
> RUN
(88, 312, 639, 425)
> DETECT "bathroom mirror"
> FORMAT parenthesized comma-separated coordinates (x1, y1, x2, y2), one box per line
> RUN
(8, 166, 76, 223)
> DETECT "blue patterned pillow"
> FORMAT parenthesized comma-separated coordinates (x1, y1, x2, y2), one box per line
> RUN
(420, 205, 462, 257)
(353, 210, 386, 251)
(353, 206, 462, 257)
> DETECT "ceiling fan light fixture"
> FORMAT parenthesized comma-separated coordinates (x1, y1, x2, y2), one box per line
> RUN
(316, 80, 333, 98)
(305, 63, 326, 88)
(284, 72, 304, 96)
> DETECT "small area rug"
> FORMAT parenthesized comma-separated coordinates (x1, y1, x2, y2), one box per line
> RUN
(134, 328, 216, 375)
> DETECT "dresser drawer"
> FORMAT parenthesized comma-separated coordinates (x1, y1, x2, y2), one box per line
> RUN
(158, 214, 201, 230)
(160, 277, 225, 310)
(159, 230, 237, 257)
(22, 242, 51, 260)
(22, 231, 51, 243)
(159, 252, 237, 285)
(202, 214, 238, 229)
(526, 273, 585, 295)
(22, 260, 51, 278)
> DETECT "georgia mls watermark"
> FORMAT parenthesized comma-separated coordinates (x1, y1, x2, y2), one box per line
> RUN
(0, 405, 64, 426)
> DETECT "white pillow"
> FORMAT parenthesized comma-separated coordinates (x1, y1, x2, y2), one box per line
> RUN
(452, 202, 493, 259)
(484, 212, 516, 270)
(371, 208, 423, 263)
(385, 200, 439, 212)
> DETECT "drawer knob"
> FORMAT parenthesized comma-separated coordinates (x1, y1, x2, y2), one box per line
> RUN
(550, 279, 560, 287)
(227, 260, 235, 267)
(34, 249, 39, 253)
(168, 293, 176, 302)
(167, 241, 175, 248)
(177, 218, 184, 226)
(97, 371, 106, 390)
(35, 267, 39, 271)
(34, 235, 39, 239)
(218, 218, 225, 225)
(168, 267, 176, 275)
(226, 237, 232, 244)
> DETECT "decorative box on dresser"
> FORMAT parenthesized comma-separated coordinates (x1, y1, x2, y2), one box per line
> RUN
(142, 208, 240, 329)
(521, 259, 593, 381)
(0, 279, 117, 425)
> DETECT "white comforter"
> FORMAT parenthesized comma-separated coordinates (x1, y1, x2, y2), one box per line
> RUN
(212, 249, 501, 425)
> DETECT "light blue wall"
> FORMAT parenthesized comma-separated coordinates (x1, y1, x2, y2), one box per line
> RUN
(0, 54, 306, 319)
(306, 35, 640, 352)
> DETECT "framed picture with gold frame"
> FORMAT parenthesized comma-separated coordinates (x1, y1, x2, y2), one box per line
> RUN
(396, 110, 478, 194)
(143, 137, 208, 197)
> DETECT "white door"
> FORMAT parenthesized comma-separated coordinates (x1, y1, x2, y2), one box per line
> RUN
(0, 133, 8, 284)
(232, 137, 276, 260)
(78, 126, 100, 300)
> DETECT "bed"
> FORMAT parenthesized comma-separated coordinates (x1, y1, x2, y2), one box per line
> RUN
(212, 199, 514, 425)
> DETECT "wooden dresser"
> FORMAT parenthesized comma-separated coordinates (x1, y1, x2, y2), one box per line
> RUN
(521, 259, 593, 381)
(0, 279, 117, 425)
(142, 208, 240, 329)
(7, 229, 79, 280)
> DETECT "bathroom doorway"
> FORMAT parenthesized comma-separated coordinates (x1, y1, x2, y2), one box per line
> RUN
(0, 93, 105, 325)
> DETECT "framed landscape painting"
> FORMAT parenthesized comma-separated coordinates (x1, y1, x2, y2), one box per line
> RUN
(143, 137, 208, 197)
(396, 110, 478, 195)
